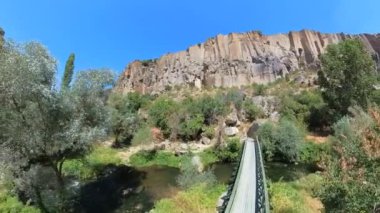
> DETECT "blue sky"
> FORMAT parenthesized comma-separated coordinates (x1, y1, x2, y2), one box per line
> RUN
(1, 0, 380, 83)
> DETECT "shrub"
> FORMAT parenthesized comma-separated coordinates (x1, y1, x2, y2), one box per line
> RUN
(0, 187, 40, 213)
(258, 119, 304, 162)
(178, 114, 204, 141)
(202, 125, 215, 139)
(187, 95, 228, 125)
(242, 100, 264, 121)
(215, 137, 242, 162)
(148, 97, 178, 137)
(176, 158, 217, 189)
(299, 142, 330, 164)
(131, 125, 153, 146)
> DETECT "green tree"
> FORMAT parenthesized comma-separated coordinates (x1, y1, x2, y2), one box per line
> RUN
(318, 39, 377, 120)
(108, 93, 150, 146)
(319, 107, 380, 212)
(0, 41, 113, 211)
(61, 53, 75, 89)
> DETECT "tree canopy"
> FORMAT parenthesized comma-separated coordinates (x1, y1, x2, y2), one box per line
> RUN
(0, 41, 114, 211)
(318, 39, 377, 120)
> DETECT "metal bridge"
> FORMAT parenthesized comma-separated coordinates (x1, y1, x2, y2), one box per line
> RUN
(218, 138, 270, 213)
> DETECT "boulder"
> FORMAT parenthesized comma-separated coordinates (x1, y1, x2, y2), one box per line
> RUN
(200, 136, 211, 145)
(247, 122, 261, 138)
(224, 127, 239, 137)
(225, 105, 240, 126)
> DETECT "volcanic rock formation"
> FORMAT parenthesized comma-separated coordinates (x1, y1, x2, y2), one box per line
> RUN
(116, 30, 380, 94)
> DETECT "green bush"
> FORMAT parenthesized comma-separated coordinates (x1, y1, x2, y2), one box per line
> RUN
(202, 125, 215, 139)
(299, 142, 330, 164)
(148, 97, 178, 137)
(131, 125, 153, 146)
(198, 149, 219, 166)
(258, 119, 304, 162)
(178, 114, 204, 141)
(242, 100, 264, 121)
(187, 95, 228, 125)
(215, 137, 242, 162)
(176, 158, 216, 189)
(0, 188, 40, 213)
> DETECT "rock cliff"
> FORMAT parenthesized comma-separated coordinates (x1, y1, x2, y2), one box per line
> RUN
(116, 30, 380, 94)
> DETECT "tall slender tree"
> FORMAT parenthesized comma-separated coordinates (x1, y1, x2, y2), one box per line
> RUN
(61, 53, 75, 89)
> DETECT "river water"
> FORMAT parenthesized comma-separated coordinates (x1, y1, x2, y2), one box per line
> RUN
(76, 162, 314, 212)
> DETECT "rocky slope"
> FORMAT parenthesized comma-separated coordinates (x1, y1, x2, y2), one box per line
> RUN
(116, 30, 380, 94)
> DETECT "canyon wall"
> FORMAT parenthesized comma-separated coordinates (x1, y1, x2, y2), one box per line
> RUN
(116, 30, 380, 94)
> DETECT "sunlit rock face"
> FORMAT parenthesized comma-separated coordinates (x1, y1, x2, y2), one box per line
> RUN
(116, 30, 380, 94)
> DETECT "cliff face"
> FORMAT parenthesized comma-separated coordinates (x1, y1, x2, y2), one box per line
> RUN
(116, 30, 380, 94)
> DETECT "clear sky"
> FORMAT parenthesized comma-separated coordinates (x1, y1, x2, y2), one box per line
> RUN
(1, 0, 380, 83)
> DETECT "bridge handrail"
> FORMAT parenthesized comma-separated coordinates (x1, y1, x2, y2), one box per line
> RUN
(224, 139, 247, 212)
(256, 137, 270, 213)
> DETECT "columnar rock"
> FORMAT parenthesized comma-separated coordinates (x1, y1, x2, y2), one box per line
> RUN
(116, 30, 380, 94)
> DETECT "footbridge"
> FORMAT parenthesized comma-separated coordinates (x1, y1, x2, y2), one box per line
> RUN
(218, 138, 270, 213)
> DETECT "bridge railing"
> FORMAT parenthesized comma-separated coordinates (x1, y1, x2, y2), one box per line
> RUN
(218, 137, 270, 213)
(255, 137, 270, 213)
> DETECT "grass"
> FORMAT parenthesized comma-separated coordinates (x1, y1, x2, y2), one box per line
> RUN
(129, 150, 188, 168)
(153, 184, 225, 213)
(62, 145, 123, 180)
(0, 185, 40, 213)
(269, 173, 324, 213)
(198, 149, 219, 166)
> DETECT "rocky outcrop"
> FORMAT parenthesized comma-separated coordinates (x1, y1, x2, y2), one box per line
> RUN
(116, 30, 380, 94)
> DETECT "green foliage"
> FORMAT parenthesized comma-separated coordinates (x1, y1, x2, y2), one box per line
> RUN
(258, 120, 304, 162)
(0, 41, 114, 211)
(198, 149, 219, 166)
(148, 97, 178, 137)
(318, 39, 377, 120)
(269, 174, 323, 213)
(318, 107, 380, 212)
(129, 150, 186, 168)
(186, 95, 228, 125)
(62, 146, 122, 180)
(269, 181, 307, 212)
(176, 158, 217, 189)
(252, 84, 267, 95)
(154, 184, 226, 213)
(131, 125, 153, 146)
(242, 99, 264, 121)
(61, 53, 75, 89)
(202, 125, 215, 139)
(280, 90, 326, 130)
(299, 142, 330, 164)
(215, 137, 242, 162)
(108, 92, 150, 145)
(178, 114, 204, 141)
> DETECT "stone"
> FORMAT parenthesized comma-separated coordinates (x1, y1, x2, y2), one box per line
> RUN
(251, 96, 279, 116)
(225, 105, 240, 126)
(200, 136, 211, 145)
(224, 127, 239, 137)
(115, 30, 380, 94)
(247, 122, 261, 138)
(194, 78, 202, 89)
